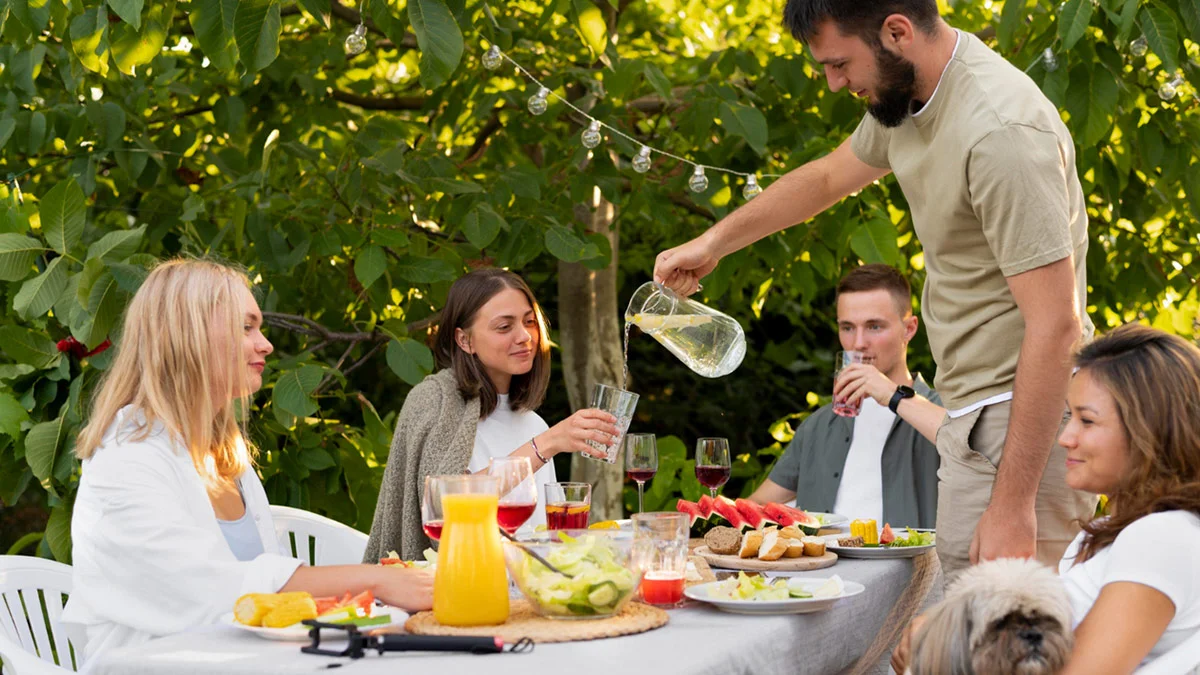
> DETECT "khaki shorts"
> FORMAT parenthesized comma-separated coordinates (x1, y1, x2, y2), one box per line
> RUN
(934, 400, 1097, 579)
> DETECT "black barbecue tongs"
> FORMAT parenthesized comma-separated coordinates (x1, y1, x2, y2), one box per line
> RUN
(300, 619, 535, 659)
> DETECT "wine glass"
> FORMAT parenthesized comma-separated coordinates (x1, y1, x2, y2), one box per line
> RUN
(625, 433, 658, 514)
(488, 456, 537, 535)
(694, 437, 731, 499)
(421, 475, 447, 542)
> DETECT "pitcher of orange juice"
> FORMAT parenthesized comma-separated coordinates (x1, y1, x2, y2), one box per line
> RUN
(433, 475, 510, 626)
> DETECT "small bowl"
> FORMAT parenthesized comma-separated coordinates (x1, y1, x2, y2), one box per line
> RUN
(503, 530, 640, 620)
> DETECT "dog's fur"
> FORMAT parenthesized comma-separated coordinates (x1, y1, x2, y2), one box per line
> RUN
(908, 558, 1074, 675)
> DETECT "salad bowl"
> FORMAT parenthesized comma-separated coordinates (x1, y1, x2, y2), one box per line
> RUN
(504, 530, 640, 620)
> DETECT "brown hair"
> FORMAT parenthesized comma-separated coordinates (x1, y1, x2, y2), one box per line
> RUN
(434, 268, 551, 418)
(836, 263, 913, 317)
(1073, 323, 1200, 563)
(783, 0, 941, 46)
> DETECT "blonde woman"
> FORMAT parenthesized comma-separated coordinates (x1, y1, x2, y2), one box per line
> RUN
(61, 260, 432, 669)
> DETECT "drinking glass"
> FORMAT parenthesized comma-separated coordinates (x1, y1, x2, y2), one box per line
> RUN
(586, 383, 639, 463)
(488, 456, 537, 535)
(694, 437, 731, 499)
(544, 482, 591, 530)
(625, 433, 658, 514)
(833, 350, 866, 418)
(631, 512, 690, 606)
(421, 475, 447, 542)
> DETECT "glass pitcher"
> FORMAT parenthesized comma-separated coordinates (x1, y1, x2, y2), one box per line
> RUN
(625, 282, 746, 378)
(433, 475, 510, 626)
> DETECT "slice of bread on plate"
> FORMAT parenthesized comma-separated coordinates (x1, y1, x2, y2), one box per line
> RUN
(739, 530, 764, 558)
(801, 536, 826, 557)
(758, 530, 789, 561)
(783, 539, 804, 558)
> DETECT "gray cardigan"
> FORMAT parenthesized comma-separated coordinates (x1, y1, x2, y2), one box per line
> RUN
(362, 369, 481, 561)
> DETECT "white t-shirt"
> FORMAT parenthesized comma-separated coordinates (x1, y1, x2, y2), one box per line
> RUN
(1059, 510, 1200, 663)
(467, 393, 556, 531)
(832, 398, 894, 526)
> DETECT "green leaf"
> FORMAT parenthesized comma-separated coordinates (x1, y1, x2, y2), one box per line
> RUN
(393, 255, 457, 283)
(273, 365, 323, 418)
(463, 204, 504, 249)
(111, 0, 176, 75)
(108, 261, 149, 294)
(299, 446, 336, 470)
(87, 225, 145, 262)
(849, 218, 901, 265)
(234, 0, 282, 72)
(1117, 0, 1140, 43)
(718, 102, 769, 155)
(998, 0, 1026, 52)
(354, 245, 387, 289)
(408, 0, 464, 90)
(0, 326, 60, 369)
(1058, 0, 1093, 51)
(69, 7, 111, 76)
(261, 129, 279, 185)
(180, 193, 206, 222)
(83, 272, 125, 347)
(572, 0, 608, 58)
(1139, 3, 1181, 73)
(107, 0, 143, 30)
(189, 0, 239, 72)
(0, 233, 46, 281)
(643, 62, 673, 101)
(1178, 0, 1200, 44)
(40, 178, 86, 256)
(12, 0, 49, 32)
(25, 415, 67, 481)
(544, 225, 593, 262)
(14, 257, 67, 319)
(45, 503, 71, 564)
(296, 0, 330, 28)
(1066, 65, 1119, 147)
(0, 394, 29, 439)
(370, 229, 409, 249)
(1042, 62, 1069, 108)
(0, 118, 16, 152)
(386, 338, 434, 385)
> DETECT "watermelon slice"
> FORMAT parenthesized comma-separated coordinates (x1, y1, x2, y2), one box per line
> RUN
(676, 499, 704, 527)
(880, 523, 896, 545)
(697, 494, 715, 520)
(734, 499, 775, 529)
(711, 497, 749, 530)
(784, 506, 823, 535)
(762, 502, 798, 527)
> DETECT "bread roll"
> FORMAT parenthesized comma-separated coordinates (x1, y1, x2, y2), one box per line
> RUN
(739, 530, 764, 558)
(783, 539, 804, 558)
(758, 530, 789, 561)
(703, 526, 742, 556)
(779, 525, 803, 541)
(801, 536, 826, 557)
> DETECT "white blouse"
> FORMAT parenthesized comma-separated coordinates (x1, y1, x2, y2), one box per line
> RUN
(62, 407, 302, 671)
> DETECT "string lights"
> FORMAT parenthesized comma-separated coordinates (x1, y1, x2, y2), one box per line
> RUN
(1027, 35, 1196, 105)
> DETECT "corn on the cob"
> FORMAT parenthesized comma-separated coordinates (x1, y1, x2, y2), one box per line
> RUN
(850, 519, 879, 545)
(261, 596, 318, 628)
(233, 592, 314, 627)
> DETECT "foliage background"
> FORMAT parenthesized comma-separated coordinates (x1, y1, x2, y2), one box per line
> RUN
(2, 0, 1198, 558)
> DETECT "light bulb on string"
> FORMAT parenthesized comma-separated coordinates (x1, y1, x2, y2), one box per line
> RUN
(1130, 36, 1149, 58)
(528, 87, 550, 115)
(1042, 48, 1058, 73)
(632, 146, 652, 173)
(742, 174, 762, 200)
(688, 165, 709, 193)
(1159, 74, 1185, 101)
(581, 120, 603, 149)
(482, 45, 502, 70)
(344, 23, 367, 56)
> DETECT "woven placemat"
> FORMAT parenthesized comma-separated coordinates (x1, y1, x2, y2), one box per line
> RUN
(405, 600, 668, 643)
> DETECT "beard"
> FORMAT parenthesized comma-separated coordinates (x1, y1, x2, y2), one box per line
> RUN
(867, 46, 918, 128)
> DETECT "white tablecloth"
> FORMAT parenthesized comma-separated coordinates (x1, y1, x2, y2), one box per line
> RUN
(92, 554, 941, 675)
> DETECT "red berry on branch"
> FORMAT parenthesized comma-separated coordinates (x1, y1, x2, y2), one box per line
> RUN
(85, 339, 113, 358)
(56, 338, 76, 353)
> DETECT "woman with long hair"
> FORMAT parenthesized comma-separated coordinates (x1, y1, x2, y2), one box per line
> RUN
(363, 268, 619, 561)
(62, 260, 432, 668)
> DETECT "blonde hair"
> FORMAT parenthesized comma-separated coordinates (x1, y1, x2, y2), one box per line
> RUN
(76, 259, 257, 485)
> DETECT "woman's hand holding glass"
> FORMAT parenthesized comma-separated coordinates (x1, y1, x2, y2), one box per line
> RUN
(537, 409, 619, 459)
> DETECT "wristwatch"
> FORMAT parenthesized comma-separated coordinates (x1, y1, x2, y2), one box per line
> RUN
(888, 385, 916, 414)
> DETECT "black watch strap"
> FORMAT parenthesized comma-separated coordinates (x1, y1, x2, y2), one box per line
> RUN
(888, 385, 916, 414)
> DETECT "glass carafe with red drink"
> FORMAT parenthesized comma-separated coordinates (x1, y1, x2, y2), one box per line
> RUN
(632, 512, 689, 606)
(421, 475, 447, 542)
(625, 433, 658, 514)
(544, 482, 591, 529)
(695, 437, 731, 498)
(488, 456, 537, 535)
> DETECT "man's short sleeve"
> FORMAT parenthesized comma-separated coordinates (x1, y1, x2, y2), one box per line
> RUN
(767, 426, 806, 493)
(850, 114, 892, 170)
(967, 124, 1074, 277)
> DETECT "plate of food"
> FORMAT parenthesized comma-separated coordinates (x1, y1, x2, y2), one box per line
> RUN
(378, 548, 437, 569)
(684, 573, 865, 615)
(693, 524, 838, 572)
(824, 521, 936, 559)
(676, 496, 843, 535)
(224, 591, 406, 641)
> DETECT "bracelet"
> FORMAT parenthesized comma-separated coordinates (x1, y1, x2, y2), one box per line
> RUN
(531, 436, 549, 464)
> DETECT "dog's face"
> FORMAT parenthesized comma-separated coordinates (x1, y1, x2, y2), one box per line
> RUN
(909, 558, 1074, 675)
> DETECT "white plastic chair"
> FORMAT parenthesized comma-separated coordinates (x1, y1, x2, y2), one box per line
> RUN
(270, 505, 369, 566)
(1133, 628, 1200, 675)
(0, 555, 83, 673)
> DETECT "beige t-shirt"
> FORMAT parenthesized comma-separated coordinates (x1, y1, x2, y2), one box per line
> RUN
(850, 30, 1093, 411)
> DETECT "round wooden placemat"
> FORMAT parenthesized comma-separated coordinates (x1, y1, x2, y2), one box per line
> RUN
(404, 600, 668, 643)
(693, 546, 838, 572)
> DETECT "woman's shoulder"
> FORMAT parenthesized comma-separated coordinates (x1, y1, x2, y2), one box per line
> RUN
(1114, 510, 1200, 548)
(85, 409, 186, 477)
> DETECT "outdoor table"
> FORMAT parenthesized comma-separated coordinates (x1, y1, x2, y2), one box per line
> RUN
(91, 553, 941, 675)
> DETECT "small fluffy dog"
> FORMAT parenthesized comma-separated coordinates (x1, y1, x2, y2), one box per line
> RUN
(907, 558, 1074, 675)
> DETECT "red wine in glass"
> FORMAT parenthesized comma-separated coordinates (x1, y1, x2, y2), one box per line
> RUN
(696, 465, 730, 491)
(423, 520, 444, 541)
(497, 502, 537, 534)
(627, 468, 656, 483)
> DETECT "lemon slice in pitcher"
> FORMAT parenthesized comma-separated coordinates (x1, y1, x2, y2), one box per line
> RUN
(628, 313, 714, 332)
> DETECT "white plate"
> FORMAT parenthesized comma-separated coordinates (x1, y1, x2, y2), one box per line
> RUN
(823, 529, 936, 559)
(221, 607, 408, 642)
(812, 512, 849, 530)
(684, 578, 865, 615)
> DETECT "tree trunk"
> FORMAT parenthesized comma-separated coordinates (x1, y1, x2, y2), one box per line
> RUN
(558, 187, 624, 521)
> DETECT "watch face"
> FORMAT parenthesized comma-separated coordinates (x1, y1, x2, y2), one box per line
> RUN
(899, 385, 915, 397)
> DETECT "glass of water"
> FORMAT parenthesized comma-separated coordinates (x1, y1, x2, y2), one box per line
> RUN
(586, 383, 638, 463)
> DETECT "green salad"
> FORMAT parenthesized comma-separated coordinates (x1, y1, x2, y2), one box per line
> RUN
(888, 528, 936, 548)
(510, 533, 638, 617)
(708, 572, 818, 601)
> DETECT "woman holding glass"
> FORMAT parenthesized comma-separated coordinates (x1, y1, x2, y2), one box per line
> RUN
(364, 269, 620, 560)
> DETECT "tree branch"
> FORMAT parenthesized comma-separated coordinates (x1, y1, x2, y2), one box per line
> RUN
(460, 112, 503, 166)
(330, 89, 426, 110)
